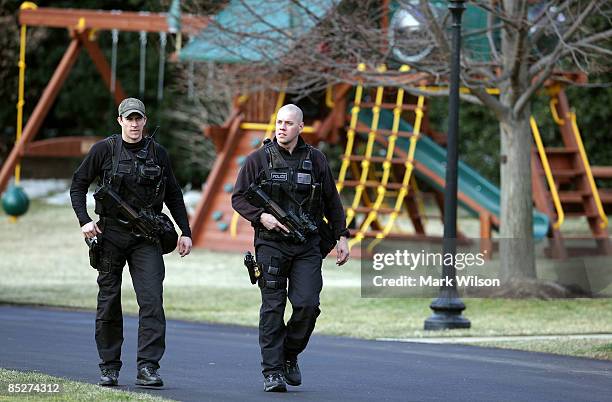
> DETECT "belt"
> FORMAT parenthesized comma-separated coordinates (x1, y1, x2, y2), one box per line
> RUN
(256, 228, 310, 244)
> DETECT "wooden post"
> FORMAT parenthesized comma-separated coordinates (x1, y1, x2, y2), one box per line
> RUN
(190, 114, 243, 246)
(0, 36, 82, 194)
(480, 212, 493, 259)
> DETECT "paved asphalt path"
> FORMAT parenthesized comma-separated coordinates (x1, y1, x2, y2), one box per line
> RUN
(1, 305, 611, 402)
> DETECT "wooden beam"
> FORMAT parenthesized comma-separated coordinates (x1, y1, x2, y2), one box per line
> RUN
(316, 83, 352, 143)
(591, 166, 612, 179)
(0, 36, 82, 194)
(76, 31, 126, 105)
(23, 136, 104, 157)
(19, 7, 208, 34)
(190, 115, 244, 246)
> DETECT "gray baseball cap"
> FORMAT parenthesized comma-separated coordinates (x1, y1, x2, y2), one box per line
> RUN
(118, 98, 146, 117)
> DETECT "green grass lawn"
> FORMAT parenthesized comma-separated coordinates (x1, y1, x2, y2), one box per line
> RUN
(0, 368, 172, 401)
(1, 201, 611, 361)
(472, 339, 612, 360)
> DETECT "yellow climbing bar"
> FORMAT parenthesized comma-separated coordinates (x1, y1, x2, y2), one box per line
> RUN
(14, 2, 37, 187)
(377, 94, 425, 239)
(349, 65, 409, 249)
(325, 85, 335, 108)
(364, 93, 425, 252)
(337, 63, 366, 193)
(569, 112, 608, 229)
(345, 65, 386, 227)
(530, 116, 564, 229)
(549, 98, 565, 125)
(419, 86, 500, 95)
(229, 209, 240, 238)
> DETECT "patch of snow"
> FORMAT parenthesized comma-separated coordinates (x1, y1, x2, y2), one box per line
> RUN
(8, 179, 70, 199)
(6, 179, 203, 211)
(44, 190, 95, 206)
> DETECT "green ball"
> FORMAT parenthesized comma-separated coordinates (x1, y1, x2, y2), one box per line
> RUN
(2, 185, 30, 217)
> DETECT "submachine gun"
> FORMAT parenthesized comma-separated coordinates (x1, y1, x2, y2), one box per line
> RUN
(245, 183, 317, 243)
(93, 185, 169, 244)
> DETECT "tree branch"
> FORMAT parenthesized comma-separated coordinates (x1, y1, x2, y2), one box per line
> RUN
(529, 26, 612, 77)
(486, 0, 501, 63)
(573, 27, 612, 48)
(514, 58, 557, 116)
(468, 85, 508, 121)
(418, 0, 450, 55)
(528, 0, 599, 76)
(472, 0, 521, 30)
(577, 42, 612, 57)
(508, 1, 529, 91)
(528, 0, 573, 45)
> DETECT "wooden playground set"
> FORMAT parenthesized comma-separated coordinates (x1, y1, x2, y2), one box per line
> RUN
(1, 2, 611, 259)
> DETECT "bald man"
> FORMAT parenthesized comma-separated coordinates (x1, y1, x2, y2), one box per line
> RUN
(232, 104, 349, 392)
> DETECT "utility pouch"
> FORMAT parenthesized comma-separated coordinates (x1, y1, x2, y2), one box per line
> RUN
(255, 251, 290, 289)
(137, 162, 162, 185)
(157, 213, 178, 254)
(93, 186, 114, 215)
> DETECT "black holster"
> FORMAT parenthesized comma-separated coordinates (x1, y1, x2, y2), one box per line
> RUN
(85, 237, 101, 270)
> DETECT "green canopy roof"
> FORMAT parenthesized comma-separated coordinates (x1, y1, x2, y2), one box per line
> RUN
(179, 0, 338, 63)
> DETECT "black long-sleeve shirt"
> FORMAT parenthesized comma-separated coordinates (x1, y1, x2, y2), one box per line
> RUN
(70, 136, 192, 238)
(232, 136, 349, 240)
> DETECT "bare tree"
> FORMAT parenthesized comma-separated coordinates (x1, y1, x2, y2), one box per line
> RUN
(183, 0, 612, 282)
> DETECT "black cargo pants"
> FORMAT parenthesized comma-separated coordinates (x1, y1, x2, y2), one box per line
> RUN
(95, 220, 166, 371)
(255, 235, 323, 375)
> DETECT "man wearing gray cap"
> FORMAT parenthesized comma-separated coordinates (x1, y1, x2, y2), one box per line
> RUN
(70, 97, 193, 387)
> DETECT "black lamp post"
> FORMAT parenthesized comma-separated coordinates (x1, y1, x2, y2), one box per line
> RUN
(424, 0, 470, 330)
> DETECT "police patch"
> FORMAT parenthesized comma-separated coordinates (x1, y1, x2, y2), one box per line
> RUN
(271, 172, 288, 181)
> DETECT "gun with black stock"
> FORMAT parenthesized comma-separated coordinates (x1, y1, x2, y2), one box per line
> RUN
(93, 185, 162, 243)
(243, 251, 261, 285)
(245, 183, 317, 243)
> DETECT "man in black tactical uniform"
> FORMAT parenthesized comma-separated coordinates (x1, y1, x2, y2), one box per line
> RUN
(70, 98, 193, 387)
(232, 104, 350, 392)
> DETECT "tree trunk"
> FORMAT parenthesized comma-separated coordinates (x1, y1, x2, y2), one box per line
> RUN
(497, 0, 537, 283)
(498, 105, 536, 281)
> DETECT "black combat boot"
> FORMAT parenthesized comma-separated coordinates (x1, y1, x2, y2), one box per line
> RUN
(263, 372, 287, 392)
(98, 369, 119, 386)
(135, 366, 163, 387)
(283, 358, 302, 386)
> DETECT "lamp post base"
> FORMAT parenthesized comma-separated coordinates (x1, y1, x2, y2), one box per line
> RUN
(424, 297, 471, 330)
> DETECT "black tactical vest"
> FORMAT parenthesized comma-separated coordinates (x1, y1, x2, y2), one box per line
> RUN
(95, 134, 166, 216)
(257, 138, 323, 225)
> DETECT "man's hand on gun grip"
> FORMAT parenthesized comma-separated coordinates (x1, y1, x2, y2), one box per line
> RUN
(82, 221, 102, 239)
(260, 213, 290, 233)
